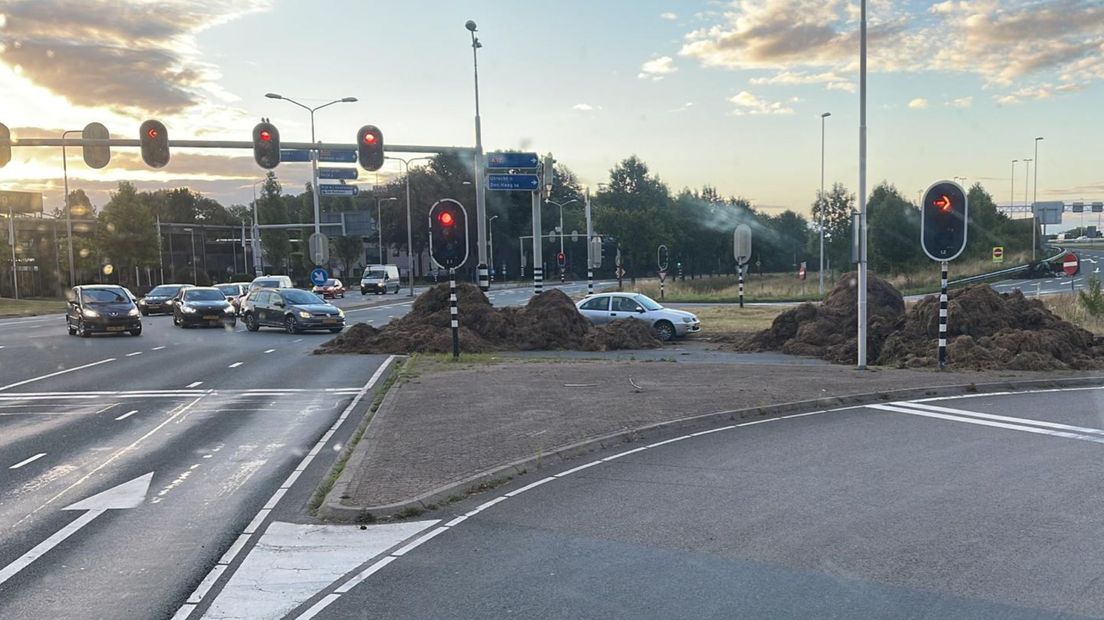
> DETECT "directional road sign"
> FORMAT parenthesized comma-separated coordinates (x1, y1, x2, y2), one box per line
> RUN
(280, 149, 311, 162)
(308, 232, 329, 265)
(734, 224, 752, 265)
(0, 190, 43, 214)
(310, 267, 329, 286)
(318, 150, 357, 163)
(487, 152, 539, 169)
(487, 174, 539, 191)
(319, 184, 358, 197)
(1093, 202, 1104, 213)
(318, 167, 358, 180)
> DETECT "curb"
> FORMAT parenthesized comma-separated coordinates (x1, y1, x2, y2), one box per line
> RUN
(319, 373, 1104, 523)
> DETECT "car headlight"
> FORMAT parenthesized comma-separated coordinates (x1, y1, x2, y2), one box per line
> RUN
(682, 317, 694, 323)
(82, 308, 99, 318)
(224, 306, 235, 314)
(138, 299, 146, 305)
(181, 305, 197, 313)
(128, 308, 140, 317)
(298, 310, 311, 319)
(336, 308, 345, 317)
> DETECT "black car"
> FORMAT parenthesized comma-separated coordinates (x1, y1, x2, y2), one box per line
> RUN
(139, 284, 192, 315)
(241, 288, 345, 334)
(66, 285, 142, 337)
(172, 287, 237, 328)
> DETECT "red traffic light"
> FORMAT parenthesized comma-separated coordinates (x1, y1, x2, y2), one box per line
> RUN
(362, 133, 377, 145)
(259, 130, 272, 142)
(557, 252, 565, 261)
(146, 127, 159, 139)
(438, 210, 455, 227)
(933, 195, 952, 212)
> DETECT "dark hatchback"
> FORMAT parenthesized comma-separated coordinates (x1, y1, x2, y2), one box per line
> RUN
(172, 287, 237, 328)
(241, 288, 345, 334)
(66, 285, 142, 337)
(139, 284, 192, 315)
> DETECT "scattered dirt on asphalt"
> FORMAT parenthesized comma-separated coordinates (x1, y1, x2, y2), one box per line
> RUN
(315, 283, 662, 354)
(732, 272, 1104, 370)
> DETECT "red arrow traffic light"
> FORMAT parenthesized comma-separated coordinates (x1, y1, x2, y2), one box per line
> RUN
(933, 195, 952, 212)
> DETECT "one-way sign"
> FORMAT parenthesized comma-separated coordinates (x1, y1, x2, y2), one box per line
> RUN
(487, 152, 539, 169)
(487, 174, 539, 191)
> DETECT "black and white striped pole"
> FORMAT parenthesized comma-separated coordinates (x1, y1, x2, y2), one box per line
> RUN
(449, 268, 460, 359)
(938, 260, 948, 370)
(738, 266, 745, 309)
(734, 224, 752, 310)
(534, 267, 543, 294)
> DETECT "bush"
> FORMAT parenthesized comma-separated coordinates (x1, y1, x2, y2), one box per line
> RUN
(1079, 277, 1104, 317)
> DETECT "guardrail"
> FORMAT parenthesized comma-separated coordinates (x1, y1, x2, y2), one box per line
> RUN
(947, 246, 1067, 287)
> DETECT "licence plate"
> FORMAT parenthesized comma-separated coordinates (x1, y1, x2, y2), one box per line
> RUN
(323, 318, 337, 324)
(106, 326, 126, 332)
(203, 315, 219, 320)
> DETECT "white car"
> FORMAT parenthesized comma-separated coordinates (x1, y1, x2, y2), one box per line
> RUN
(575, 293, 700, 341)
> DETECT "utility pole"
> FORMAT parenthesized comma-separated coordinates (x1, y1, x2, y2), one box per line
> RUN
(819, 111, 830, 296)
(466, 20, 490, 291)
(856, 0, 869, 370)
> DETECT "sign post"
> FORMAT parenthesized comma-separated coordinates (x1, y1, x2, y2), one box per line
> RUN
(992, 246, 1004, 263)
(657, 244, 669, 300)
(734, 224, 752, 309)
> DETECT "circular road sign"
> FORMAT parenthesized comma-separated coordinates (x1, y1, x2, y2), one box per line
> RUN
(1063, 252, 1079, 277)
(310, 267, 329, 286)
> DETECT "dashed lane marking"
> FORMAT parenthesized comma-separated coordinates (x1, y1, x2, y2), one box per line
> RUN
(186, 381, 203, 388)
(9, 453, 47, 469)
(228, 362, 243, 368)
(115, 410, 139, 421)
(126, 351, 143, 357)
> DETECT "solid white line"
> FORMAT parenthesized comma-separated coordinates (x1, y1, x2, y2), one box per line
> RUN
(185, 564, 227, 604)
(152, 346, 167, 351)
(0, 358, 116, 392)
(186, 381, 203, 388)
(0, 509, 104, 586)
(391, 526, 448, 556)
(264, 349, 275, 354)
(503, 476, 556, 498)
(868, 404, 1104, 444)
(554, 460, 603, 477)
(126, 351, 143, 357)
(228, 362, 243, 368)
(895, 401, 1104, 436)
(115, 410, 139, 421)
(9, 452, 46, 469)
(170, 604, 197, 620)
(296, 594, 342, 620)
(602, 446, 649, 461)
(333, 556, 396, 594)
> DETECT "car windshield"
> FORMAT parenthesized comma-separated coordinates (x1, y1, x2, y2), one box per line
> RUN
(281, 290, 324, 305)
(184, 289, 226, 302)
(147, 285, 181, 297)
(322, 279, 339, 286)
(634, 295, 662, 311)
(365, 270, 387, 279)
(216, 285, 240, 296)
(252, 280, 280, 289)
(82, 288, 129, 304)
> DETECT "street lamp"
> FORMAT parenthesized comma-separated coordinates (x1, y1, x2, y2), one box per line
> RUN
(819, 111, 830, 296)
(1010, 159, 1018, 213)
(488, 215, 499, 282)
(386, 155, 433, 296)
(1033, 136, 1044, 260)
(465, 20, 489, 290)
(183, 227, 197, 283)
(251, 179, 265, 276)
(376, 197, 397, 264)
(857, 0, 869, 369)
(60, 129, 82, 286)
(545, 198, 579, 255)
(264, 93, 357, 244)
(1022, 158, 1032, 235)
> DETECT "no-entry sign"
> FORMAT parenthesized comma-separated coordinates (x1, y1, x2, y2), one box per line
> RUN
(992, 246, 1004, 263)
(1063, 252, 1079, 276)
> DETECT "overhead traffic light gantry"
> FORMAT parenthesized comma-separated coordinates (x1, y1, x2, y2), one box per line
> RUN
(357, 125, 384, 171)
(252, 121, 281, 169)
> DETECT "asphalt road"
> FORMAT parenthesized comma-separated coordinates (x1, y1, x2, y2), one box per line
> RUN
(306, 387, 1104, 619)
(990, 247, 1104, 298)
(0, 280, 598, 620)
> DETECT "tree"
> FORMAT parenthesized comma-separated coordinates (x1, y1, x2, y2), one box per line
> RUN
(811, 182, 855, 269)
(594, 156, 674, 278)
(333, 235, 363, 279)
(867, 182, 923, 274)
(257, 172, 290, 272)
(96, 182, 158, 287)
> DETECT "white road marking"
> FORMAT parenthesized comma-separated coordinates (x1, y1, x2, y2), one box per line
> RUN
(126, 351, 143, 357)
(896, 401, 1104, 436)
(263, 349, 275, 354)
(868, 403, 1104, 444)
(152, 346, 166, 351)
(228, 362, 243, 368)
(9, 453, 47, 469)
(391, 526, 449, 556)
(293, 338, 304, 343)
(186, 381, 203, 388)
(0, 357, 116, 392)
(115, 409, 139, 421)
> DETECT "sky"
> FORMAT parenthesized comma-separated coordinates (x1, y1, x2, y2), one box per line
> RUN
(1, 0, 1102, 221)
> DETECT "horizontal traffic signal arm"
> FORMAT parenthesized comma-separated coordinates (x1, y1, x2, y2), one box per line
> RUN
(8, 137, 474, 154)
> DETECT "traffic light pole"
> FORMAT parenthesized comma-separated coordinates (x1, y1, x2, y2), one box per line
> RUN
(738, 263, 745, 309)
(585, 189, 594, 296)
(856, 0, 869, 370)
(61, 128, 80, 287)
(450, 268, 460, 359)
(531, 190, 543, 294)
(939, 261, 948, 370)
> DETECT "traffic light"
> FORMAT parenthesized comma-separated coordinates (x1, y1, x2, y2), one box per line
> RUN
(139, 120, 169, 168)
(82, 122, 111, 169)
(252, 121, 280, 169)
(556, 251, 566, 268)
(357, 125, 384, 171)
(0, 122, 10, 168)
(921, 180, 968, 261)
(429, 199, 469, 269)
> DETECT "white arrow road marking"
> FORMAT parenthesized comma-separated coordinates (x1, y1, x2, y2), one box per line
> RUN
(0, 472, 153, 587)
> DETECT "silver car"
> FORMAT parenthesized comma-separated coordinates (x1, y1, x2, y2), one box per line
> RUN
(575, 293, 700, 341)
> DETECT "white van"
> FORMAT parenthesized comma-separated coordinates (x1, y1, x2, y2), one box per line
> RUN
(360, 264, 401, 295)
(249, 275, 294, 291)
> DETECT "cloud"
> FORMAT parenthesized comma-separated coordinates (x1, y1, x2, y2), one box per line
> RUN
(749, 69, 854, 92)
(572, 103, 595, 111)
(0, 0, 271, 115)
(946, 96, 973, 108)
(728, 91, 794, 115)
(669, 101, 695, 112)
(677, 0, 1104, 98)
(638, 56, 678, 80)
(660, 12, 678, 20)
(908, 97, 929, 109)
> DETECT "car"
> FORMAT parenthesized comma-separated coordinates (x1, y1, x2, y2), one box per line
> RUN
(575, 293, 700, 342)
(172, 287, 237, 328)
(312, 278, 346, 299)
(250, 275, 294, 290)
(214, 282, 250, 314)
(241, 288, 345, 334)
(360, 264, 401, 295)
(66, 285, 143, 337)
(138, 283, 192, 315)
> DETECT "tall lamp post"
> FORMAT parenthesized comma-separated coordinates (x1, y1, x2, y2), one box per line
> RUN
(1022, 158, 1033, 245)
(1033, 136, 1044, 260)
(1010, 160, 1018, 215)
(376, 197, 397, 264)
(465, 20, 490, 291)
(856, 0, 869, 370)
(263, 93, 357, 242)
(819, 111, 830, 296)
(60, 129, 82, 286)
(386, 155, 433, 296)
(251, 179, 265, 276)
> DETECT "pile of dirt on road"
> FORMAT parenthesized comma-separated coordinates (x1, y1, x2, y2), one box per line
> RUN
(733, 272, 905, 364)
(315, 284, 662, 354)
(877, 285, 1104, 370)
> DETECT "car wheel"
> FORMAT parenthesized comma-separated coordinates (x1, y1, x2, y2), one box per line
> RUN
(130, 326, 142, 336)
(285, 316, 300, 335)
(173, 314, 180, 326)
(77, 320, 91, 338)
(245, 313, 260, 332)
(329, 327, 343, 333)
(654, 320, 675, 342)
(140, 309, 149, 316)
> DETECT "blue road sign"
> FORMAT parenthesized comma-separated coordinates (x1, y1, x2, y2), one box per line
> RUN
(319, 167, 359, 180)
(487, 174, 540, 191)
(487, 152, 539, 169)
(319, 184, 358, 197)
(280, 149, 311, 162)
(318, 150, 358, 163)
(310, 267, 329, 286)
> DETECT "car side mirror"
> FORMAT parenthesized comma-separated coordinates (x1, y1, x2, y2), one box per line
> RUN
(273, 301, 285, 308)
(69, 300, 79, 308)
(636, 307, 645, 313)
